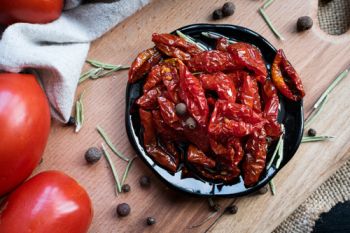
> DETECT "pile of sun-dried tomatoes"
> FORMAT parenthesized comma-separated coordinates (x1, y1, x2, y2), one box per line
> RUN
(128, 33, 305, 186)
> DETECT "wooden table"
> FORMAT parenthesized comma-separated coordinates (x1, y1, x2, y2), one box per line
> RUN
(36, 0, 350, 232)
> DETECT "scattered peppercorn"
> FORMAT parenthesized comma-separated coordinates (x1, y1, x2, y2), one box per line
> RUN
(297, 16, 313, 31)
(225, 205, 238, 214)
(185, 117, 197, 129)
(139, 175, 151, 188)
(175, 103, 187, 116)
(212, 9, 223, 20)
(85, 147, 102, 164)
(257, 186, 268, 195)
(116, 203, 130, 217)
(122, 184, 131, 193)
(222, 2, 235, 17)
(308, 128, 317, 137)
(66, 116, 76, 126)
(146, 217, 156, 226)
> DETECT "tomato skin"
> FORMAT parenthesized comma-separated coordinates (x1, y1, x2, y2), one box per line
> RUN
(0, 0, 64, 25)
(0, 171, 93, 233)
(0, 73, 51, 196)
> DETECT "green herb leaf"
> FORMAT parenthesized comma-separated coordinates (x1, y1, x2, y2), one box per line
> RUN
(266, 124, 284, 170)
(121, 156, 137, 185)
(75, 91, 85, 133)
(96, 126, 129, 162)
(305, 95, 328, 128)
(269, 180, 276, 195)
(201, 32, 236, 44)
(313, 67, 349, 109)
(301, 136, 334, 143)
(101, 143, 122, 195)
(176, 30, 208, 51)
(262, 0, 275, 9)
(259, 8, 285, 41)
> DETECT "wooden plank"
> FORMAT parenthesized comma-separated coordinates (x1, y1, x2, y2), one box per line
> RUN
(34, 0, 350, 232)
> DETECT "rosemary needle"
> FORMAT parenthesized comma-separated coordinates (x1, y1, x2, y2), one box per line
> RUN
(301, 136, 334, 143)
(263, 0, 275, 9)
(121, 157, 137, 185)
(96, 126, 129, 162)
(259, 8, 285, 41)
(176, 30, 207, 51)
(201, 32, 236, 44)
(313, 67, 349, 109)
(101, 143, 122, 195)
(269, 180, 276, 195)
(75, 91, 85, 133)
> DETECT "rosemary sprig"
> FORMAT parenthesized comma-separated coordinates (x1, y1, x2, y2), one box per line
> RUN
(275, 132, 284, 169)
(313, 67, 349, 109)
(96, 126, 130, 162)
(201, 32, 236, 44)
(79, 60, 129, 84)
(176, 30, 208, 51)
(305, 95, 328, 128)
(269, 180, 276, 195)
(101, 143, 122, 195)
(259, 8, 285, 41)
(301, 136, 334, 143)
(266, 124, 285, 170)
(121, 156, 137, 185)
(75, 91, 85, 133)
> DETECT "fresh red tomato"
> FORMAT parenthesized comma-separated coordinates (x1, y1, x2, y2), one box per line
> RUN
(0, 171, 93, 233)
(0, 0, 64, 25)
(0, 73, 51, 196)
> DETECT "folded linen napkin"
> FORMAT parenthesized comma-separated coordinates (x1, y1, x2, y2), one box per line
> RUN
(0, 0, 149, 122)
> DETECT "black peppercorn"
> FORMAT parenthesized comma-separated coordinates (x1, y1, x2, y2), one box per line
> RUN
(257, 186, 268, 195)
(297, 16, 313, 31)
(122, 184, 131, 193)
(308, 128, 317, 137)
(85, 147, 102, 164)
(66, 116, 76, 126)
(225, 205, 238, 214)
(222, 2, 235, 17)
(146, 217, 156, 226)
(116, 203, 130, 217)
(212, 9, 223, 20)
(175, 103, 187, 116)
(139, 175, 151, 188)
(185, 117, 197, 129)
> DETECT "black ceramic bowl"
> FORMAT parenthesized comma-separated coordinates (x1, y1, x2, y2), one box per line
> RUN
(125, 24, 304, 197)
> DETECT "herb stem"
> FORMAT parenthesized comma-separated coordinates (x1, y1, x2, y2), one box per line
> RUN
(259, 8, 285, 41)
(96, 126, 129, 162)
(301, 136, 334, 143)
(266, 124, 284, 170)
(121, 157, 137, 185)
(313, 67, 349, 109)
(176, 30, 207, 51)
(101, 143, 122, 195)
(269, 180, 276, 195)
(75, 91, 85, 133)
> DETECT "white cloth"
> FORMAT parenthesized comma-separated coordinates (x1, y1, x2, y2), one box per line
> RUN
(0, 0, 149, 122)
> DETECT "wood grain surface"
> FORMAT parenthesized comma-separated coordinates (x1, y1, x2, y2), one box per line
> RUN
(33, 0, 350, 232)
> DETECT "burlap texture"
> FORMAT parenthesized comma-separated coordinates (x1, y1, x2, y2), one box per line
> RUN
(274, 0, 350, 232)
